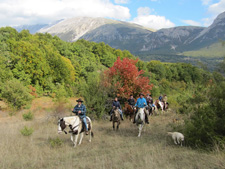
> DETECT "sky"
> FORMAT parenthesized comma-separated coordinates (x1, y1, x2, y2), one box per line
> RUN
(0, 0, 225, 30)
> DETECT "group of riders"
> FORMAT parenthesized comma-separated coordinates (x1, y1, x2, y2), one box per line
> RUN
(109, 93, 168, 124)
(72, 93, 168, 135)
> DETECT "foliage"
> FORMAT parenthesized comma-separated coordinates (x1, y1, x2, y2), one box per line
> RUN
(22, 111, 33, 121)
(20, 126, 34, 136)
(80, 72, 112, 118)
(1, 79, 32, 109)
(48, 137, 63, 148)
(105, 57, 153, 99)
(182, 79, 225, 149)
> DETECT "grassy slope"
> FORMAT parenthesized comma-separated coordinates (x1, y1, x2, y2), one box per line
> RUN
(180, 42, 225, 58)
(0, 98, 224, 169)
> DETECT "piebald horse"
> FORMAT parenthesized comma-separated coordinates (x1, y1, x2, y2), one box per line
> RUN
(58, 116, 93, 147)
(154, 99, 168, 112)
(135, 107, 149, 137)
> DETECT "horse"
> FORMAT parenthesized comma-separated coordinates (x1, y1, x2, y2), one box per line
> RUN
(123, 103, 135, 121)
(112, 108, 121, 130)
(58, 116, 93, 148)
(135, 107, 149, 137)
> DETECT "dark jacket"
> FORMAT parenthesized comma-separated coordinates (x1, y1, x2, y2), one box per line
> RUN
(128, 98, 135, 106)
(72, 104, 86, 119)
(112, 101, 121, 109)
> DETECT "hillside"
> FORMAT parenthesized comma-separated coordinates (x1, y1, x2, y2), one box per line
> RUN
(0, 98, 224, 169)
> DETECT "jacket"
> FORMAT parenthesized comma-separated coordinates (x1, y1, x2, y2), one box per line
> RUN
(135, 97, 147, 108)
(128, 98, 135, 106)
(112, 101, 121, 109)
(72, 104, 86, 118)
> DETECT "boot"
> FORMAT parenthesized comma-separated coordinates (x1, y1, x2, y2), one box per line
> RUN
(109, 115, 112, 121)
(120, 114, 124, 121)
(85, 131, 89, 135)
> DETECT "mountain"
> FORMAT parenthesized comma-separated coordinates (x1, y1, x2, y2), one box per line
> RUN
(13, 11, 225, 58)
(14, 24, 48, 34)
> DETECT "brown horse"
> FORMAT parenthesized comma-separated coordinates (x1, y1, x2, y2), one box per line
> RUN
(112, 108, 121, 130)
(123, 103, 135, 121)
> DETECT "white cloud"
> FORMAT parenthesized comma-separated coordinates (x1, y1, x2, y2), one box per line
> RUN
(201, 0, 225, 26)
(181, 20, 202, 26)
(208, 0, 225, 15)
(201, 0, 212, 5)
(131, 7, 175, 30)
(114, 0, 129, 4)
(0, 0, 131, 27)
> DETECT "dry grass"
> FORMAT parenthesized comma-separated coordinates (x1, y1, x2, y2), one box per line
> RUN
(0, 104, 224, 169)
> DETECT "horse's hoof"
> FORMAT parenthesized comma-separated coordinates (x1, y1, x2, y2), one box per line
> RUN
(89, 140, 91, 142)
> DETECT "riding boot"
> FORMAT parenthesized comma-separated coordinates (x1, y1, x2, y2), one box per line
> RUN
(120, 114, 124, 121)
(133, 112, 136, 124)
(109, 114, 112, 121)
(145, 113, 149, 124)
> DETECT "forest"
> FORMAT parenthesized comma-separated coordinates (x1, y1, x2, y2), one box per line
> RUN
(0, 27, 225, 149)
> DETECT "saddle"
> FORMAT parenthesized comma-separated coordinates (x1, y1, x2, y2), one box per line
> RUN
(69, 117, 91, 134)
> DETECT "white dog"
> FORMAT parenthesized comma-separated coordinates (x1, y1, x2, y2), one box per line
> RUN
(167, 132, 184, 146)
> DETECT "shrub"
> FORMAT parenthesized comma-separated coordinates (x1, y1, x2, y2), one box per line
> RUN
(1, 79, 32, 109)
(20, 126, 34, 136)
(22, 111, 33, 121)
(48, 137, 63, 148)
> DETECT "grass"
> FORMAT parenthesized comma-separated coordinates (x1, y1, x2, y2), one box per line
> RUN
(0, 109, 224, 169)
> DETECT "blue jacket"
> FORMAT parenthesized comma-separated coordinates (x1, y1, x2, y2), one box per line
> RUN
(135, 97, 147, 108)
(72, 104, 86, 119)
(112, 101, 121, 109)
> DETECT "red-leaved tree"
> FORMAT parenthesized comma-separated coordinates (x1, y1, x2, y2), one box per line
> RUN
(104, 57, 153, 99)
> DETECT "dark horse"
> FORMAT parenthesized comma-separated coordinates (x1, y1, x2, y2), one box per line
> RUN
(123, 103, 135, 121)
(112, 108, 121, 130)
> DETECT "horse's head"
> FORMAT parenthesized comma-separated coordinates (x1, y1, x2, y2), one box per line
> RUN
(58, 118, 66, 134)
(114, 108, 120, 117)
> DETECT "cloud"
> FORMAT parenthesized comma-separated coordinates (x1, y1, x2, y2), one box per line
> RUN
(181, 20, 202, 26)
(0, 0, 131, 27)
(114, 0, 129, 4)
(201, 0, 225, 26)
(131, 7, 175, 30)
(201, 0, 212, 5)
(208, 0, 225, 15)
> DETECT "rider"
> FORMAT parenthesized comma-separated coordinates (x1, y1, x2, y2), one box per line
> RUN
(72, 98, 89, 135)
(128, 94, 135, 108)
(146, 94, 153, 106)
(110, 97, 124, 121)
(162, 94, 168, 109)
(133, 93, 149, 124)
(159, 94, 163, 101)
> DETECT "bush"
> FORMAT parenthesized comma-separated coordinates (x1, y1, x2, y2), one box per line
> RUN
(1, 79, 32, 109)
(182, 81, 225, 149)
(22, 111, 33, 121)
(20, 126, 34, 136)
(48, 137, 63, 148)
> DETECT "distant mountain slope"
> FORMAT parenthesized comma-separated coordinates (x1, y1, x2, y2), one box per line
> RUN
(12, 11, 225, 58)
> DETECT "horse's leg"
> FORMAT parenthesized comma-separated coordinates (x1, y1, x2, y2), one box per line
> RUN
(78, 132, 84, 145)
(117, 121, 119, 130)
(138, 124, 143, 137)
(71, 134, 73, 142)
(89, 129, 92, 142)
(74, 134, 79, 148)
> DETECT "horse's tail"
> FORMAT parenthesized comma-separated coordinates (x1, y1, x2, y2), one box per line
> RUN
(91, 131, 94, 138)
